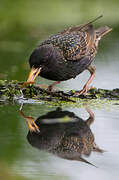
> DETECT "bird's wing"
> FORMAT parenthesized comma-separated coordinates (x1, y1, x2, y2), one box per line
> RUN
(59, 23, 92, 34)
(58, 24, 96, 61)
(60, 15, 103, 35)
(40, 16, 103, 61)
(40, 24, 96, 61)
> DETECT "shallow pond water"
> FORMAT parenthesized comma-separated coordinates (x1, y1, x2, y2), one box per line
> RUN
(0, 103, 119, 180)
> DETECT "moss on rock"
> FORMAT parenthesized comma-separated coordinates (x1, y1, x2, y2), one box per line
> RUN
(0, 80, 119, 104)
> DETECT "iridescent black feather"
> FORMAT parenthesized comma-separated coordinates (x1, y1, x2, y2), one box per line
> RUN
(29, 16, 112, 82)
(39, 25, 96, 61)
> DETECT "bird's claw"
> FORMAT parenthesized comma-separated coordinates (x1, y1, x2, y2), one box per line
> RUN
(73, 85, 92, 97)
(47, 86, 56, 92)
(27, 119, 40, 134)
(47, 85, 53, 92)
(19, 110, 40, 133)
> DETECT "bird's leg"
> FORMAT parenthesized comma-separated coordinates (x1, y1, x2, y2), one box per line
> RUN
(86, 108, 105, 153)
(47, 81, 61, 91)
(19, 110, 40, 133)
(86, 108, 95, 126)
(74, 64, 96, 96)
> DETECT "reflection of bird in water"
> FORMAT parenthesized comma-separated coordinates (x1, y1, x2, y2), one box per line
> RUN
(20, 108, 104, 166)
(21, 15, 112, 96)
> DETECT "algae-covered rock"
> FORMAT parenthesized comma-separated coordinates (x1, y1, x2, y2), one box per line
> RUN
(0, 80, 119, 103)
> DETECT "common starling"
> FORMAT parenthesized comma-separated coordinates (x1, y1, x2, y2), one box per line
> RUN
(20, 108, 104, 166)
(21, 15, 112, 96)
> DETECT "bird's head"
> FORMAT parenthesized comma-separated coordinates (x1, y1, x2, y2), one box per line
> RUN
(21, 44, 58, 89)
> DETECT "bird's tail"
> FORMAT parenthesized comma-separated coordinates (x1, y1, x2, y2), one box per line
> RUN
(95, 26, 112, 39)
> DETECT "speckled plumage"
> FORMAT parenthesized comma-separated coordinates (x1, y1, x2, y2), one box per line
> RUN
(29, 21, 111, 82)
(39, 24, 98, 61)
(22, 16, 112, 94)
(27, 108, 103, 165)
(30, 25, 98, 81)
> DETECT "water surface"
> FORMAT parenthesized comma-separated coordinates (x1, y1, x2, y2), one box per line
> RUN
(0, 101, 119, 180)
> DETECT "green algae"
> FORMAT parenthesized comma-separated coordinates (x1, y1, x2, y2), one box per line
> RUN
(0, 80, 119, 108)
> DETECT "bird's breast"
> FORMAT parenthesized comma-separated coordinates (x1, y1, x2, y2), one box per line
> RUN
(40, 55, 93, 81)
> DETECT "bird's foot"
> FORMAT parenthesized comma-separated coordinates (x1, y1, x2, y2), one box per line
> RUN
(47, 85, 56, 92)
(27, 118, 40, 133)
(47, 81, 60, 92)
(19, 110, 40, 133)
(74, 85, 93, 97)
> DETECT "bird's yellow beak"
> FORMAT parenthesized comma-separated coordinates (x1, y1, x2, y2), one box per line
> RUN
(21, 67, 41, 89)
(27, 67, 41, 83)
